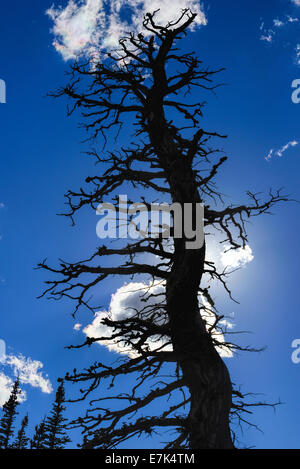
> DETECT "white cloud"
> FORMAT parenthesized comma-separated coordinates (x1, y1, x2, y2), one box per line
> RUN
(259, 8, 300, 61)
(221, 245, 254, 269)
(83, 281, 170, 357)
(292, 0, 300, 6)
(265, 140, 298, 161)
(274, 19, 284, 27)
(260, 33, 274, 43)
(265, 148, 274, 161)
(73, 323, 82, 331)
(0, 373, 27, 406)
(83, 280, 232, 358)
(47, 0, 207, 61)
(0, 354, 53, 399)
(259, 12, 299, 42)
(276, 140, 298, 156)
(288, 15, 299, 23)
(295, 43, 300, 64)
(259, 18, 287, 43)
(47, 0, 105, 60)
(0, 373, 14, 405)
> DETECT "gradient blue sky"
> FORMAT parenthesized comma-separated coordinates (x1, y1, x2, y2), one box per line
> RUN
(1, 0, 300, 449)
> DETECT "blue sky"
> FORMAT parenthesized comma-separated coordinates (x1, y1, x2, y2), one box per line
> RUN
(1, 0, 300, 448)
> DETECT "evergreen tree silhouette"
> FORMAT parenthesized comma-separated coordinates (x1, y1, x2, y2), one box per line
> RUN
(12, 414, 29, 449)
(30, 419, 47, 449)
(0, 378, 21, 449)
(44, 382, 70, 449)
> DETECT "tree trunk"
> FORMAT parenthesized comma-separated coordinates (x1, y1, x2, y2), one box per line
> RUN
(147, 91, 234, 449)
(166, 247, 234, 449)
(166, 164, 233, 449)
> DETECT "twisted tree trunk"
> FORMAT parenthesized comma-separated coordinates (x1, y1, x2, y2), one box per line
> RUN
(147, 88, 234, 448)
(167, 244, 233, 449)
(166, 174, 233, 449)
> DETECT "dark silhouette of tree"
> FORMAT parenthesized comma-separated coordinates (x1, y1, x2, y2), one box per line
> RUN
(30, 419, 47, 449)
(12, 414, 29, 449)
(43, 382, 70, 449)
(0, 379, 21, 449)
(39, 10, 288, 449)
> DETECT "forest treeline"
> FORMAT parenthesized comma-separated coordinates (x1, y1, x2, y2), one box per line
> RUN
(0, 379, 71, 449)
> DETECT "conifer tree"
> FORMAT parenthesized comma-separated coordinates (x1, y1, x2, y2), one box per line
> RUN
(0, 378, 21, 449)
(30, 419, 47, 449)
(44, 382, 70, 449)
(13, 414, 29, 449)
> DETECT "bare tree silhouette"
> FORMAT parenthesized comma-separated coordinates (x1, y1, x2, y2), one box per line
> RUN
(39, 10, 288, 449)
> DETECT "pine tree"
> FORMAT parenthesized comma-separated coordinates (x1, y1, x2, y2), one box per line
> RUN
(30, 419, 47, 449)
(12, 414, 29, 449)
(0, 378, 21, 449)
(44, 382, 70, 449)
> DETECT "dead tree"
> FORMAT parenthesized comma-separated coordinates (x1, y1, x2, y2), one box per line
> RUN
(39, 10, 288, 449)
